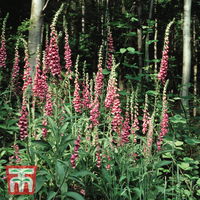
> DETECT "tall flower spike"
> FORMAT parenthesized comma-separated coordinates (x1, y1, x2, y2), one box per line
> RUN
(82, 72, 90, 109)
(70, 135, 81, 169)
(44, 25, 50, 74)
(11, 40, 20, 88)
(9, 144, 21, 164)
(73, 56, 82, 113)
(158, 19, 175, 84)
(111, 94, 123, 135)
(144, 111, 155, 157)
(18, 103, 29, 140)
(106, 28, 114, 70)
(64, 27, 72, 76)
(33, 50, 48, 101)
(47, 27, 61, 77)
(157, 80, 169, 151)
(121, 97, 131, 143)
(21, 39, 32, 92)
(94, 45, 104, 97)
(0, 14, 8, 68)
(131, 88, 139, 142)
(142, 94, 150, 135)
(104, 56, 118, 109)
(89, 46, 104, 128)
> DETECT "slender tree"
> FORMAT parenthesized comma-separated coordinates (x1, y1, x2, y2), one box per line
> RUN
(28, 0, 45, 77)
(181, 0, 192, 110)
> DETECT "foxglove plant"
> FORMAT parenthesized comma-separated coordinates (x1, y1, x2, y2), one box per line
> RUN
(142, 94, 150, 135)
(42, 90, 53, 138)
(47, 27, 61, 77)
(106, 28, 114, 70)
(89, 98, 100, 128)
(73, 56, 82, 113)
(104, 57, 118, 109)
(33, 51, 48, 101)
(18, 104, 29, 140)
(11, 41, 20, 88)
(64, 28, 72, 76)
(131, 89, 139, 142)
(157, 80, 169, 151)
(89, 46, 104, 127)
(18, 40, 32, 140)
(158, 20, 174, 84)
(111, 95, 123, 135)
(94, 45, 104, 97)
(0, 14, 8, 68)
(70, 135, 81, 168)
(144, 111, 155, 157)
(9, 144, 21, 164)
(82, 73, 90, 109)
(121, 111, 130, 144)
(22, 40, 32, 92)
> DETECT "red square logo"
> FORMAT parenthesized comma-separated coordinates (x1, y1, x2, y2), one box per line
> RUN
(5, 166, 37, 195)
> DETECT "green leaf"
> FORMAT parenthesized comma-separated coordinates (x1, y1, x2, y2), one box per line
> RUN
(35, 175, 46, 193)
(146, 40, 158, 45)
(120, 48, 127, 54)
(55, 160, 65, 185)
(146, 90, 159, 96)
(196, 179, 200, 186)
(170, 114, 186, 124)
(178, 162, 190, 170)
(174, 141, 184, 146)
(72, 170, 95, 178)
(155, 160, 172, 168)
(118, 90, 128, 96)
(127, 47, 135, 54)
(102, 69, 110, 75)
(66, 191, 85, 200)
(31, 140, 51, 151)
(130, 17, 138, 22)
(47, 191, 57, 200)
(185, 138, 200, 145)
(59, 123, 69, 134)
(61, 182, 68, 195)
(125, 74, 135, 80)
(126, 32, 137, 37)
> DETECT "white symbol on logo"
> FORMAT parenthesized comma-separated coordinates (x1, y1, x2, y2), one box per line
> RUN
(9, 168, 34, 193)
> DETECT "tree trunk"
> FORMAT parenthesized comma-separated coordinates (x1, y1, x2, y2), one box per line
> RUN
(137, 0, 143, 74)
(181, 0, 192, 109)
(28, 0, 45, 78)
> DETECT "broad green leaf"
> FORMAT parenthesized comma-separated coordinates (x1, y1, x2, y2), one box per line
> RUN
(127, 47, 135, 54)
(55, 160, 65, 185)
(66, 191, 85, 200)
(72, 170, 95, 178)
(47, 191, 57, 200)
(185, 138, 200, 145)
(118, 90, 128, 96)
(146, 40, 158, 45)
(59, 122, 69, 134)
(61, 182, 68, 195)
(130, 17, 138, 22)
(126, 32, 137, 37)
(35, 175, 46, 193)
(178, 162, 190, 170)
(31, 140, 51, 151)
(196, 179, 200, 186)
(175, 141, 184, 146)
(170, 114, 186, 124)
(120, 48, 127, 54)
(146, 90, 159, 96)
(155, 160, 172, 168)
(102, 69, 110, 75)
